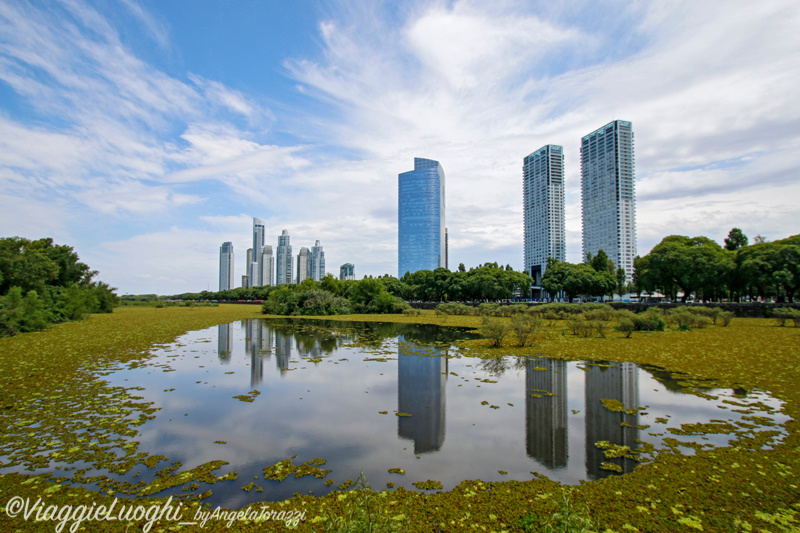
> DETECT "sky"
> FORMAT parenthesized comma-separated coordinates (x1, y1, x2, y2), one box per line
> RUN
(1, 0, 798, 295)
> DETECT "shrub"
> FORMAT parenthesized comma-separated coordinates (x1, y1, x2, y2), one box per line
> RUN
(511, 314, 543, 347)
(477, 303, 501, 316)
(718, 310, 734, 326)
(583, 308, 614, 322)
(477, 317, 510, 347)
(403, 307, 421, 317)
(773, 308, 800, 327)
(631, 309, 666, 332)
(616, 318, 635, 338)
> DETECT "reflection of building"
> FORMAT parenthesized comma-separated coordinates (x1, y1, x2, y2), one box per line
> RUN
(219, 242, 234, 291)
(217, 323, 232, 365)
(398, 157, 446, 277)
(584, 362, 639, 479)
(245, 320, 264, 386)
(523, 145, 565, 295)
(274, 330, 292, 373)
(397, 337, 447, 454)
(581, 120, 636, 283)
(525, 358, 568, 468)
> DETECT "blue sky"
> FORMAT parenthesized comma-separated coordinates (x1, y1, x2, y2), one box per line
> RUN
(1, 0, 798, 295)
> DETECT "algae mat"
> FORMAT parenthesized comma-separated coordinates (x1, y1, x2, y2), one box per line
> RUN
(0, 307, 798, 532)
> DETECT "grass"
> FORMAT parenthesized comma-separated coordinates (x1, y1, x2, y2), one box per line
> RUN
(0, 305, 799, 532)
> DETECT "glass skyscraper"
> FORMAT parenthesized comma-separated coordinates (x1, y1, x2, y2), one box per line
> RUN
(261, 245, 274, 286)
(252, 217, 266, 286)
(218, 242, 234, 291)
(296, 247, 310, 284)
(310, 240, 325, 281)
(581, 120, 637, 282)
(523, 145, 565, 290)
(339, 263, 355, 281)
(398, 157, 446, 277)
(276, 230, 293, 285)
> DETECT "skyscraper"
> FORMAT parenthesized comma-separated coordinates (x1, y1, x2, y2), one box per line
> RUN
(398, 157, 446, 277)
(581, 120, 637, 282)
(261, 245, 274, 287)
(219, 242, 234, 291)
(252, 218, 266, 286)
(276, 230, 293, 285)
(340, 263, 355, 281)
(523, 145, 565, 291)
(244, 248, 254, 288)
(310, 240, 325, 281)
(296, 247, 310, 284)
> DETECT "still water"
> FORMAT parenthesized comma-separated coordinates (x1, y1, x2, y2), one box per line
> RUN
(104, 318, 788, 508)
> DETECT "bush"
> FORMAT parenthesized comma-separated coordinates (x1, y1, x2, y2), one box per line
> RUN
(477, 317, 510, 347)
(773, 308, 800, 327)
(403, 307, 421, 317)
(511, 314, 543, 347)
(616, 318, 636, 338)
(583, 308, 614, 322)
(631, 309, 666, 332)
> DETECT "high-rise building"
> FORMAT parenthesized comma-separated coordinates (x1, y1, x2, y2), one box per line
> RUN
(261, 245, 274, 287)
(296, 247, 310, 283)
(241, 274, 249, 288)
(340, 263, 355, 281)
(310, 240, 325, 281)
(276, 230, 293, 285)
(581, 120, 637, 282)
(523, 145, 566, 292)
(219, 242, 234, 291)
(244, 248, 254, 288)
(398, 157, 446, 277)
(252, 218, 266, 286)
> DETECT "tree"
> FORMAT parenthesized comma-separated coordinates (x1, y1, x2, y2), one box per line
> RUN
(616, 267, 627, 298)
(724, 228, 748, 251)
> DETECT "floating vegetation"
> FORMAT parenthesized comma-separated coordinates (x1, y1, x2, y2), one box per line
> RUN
(388, 468, 405, 475)
(263, 457, 331, 482)
(232, 389, 261, 402)
(412, 479, 443, 490)
(395, 412, 413, 417)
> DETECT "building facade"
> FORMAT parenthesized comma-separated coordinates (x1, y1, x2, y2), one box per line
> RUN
(296, 247, 310, 284)
(340, 263, 355, 281)
(523, 145, 566, 291)
(244, 248, 254, 288)
(261, 245, 274, 287)
(276, 230, 293, 285)
(398, 157, 446, 277)
(252, 218, 266, 286)
(580, 120, 637, 282)
(310, 240, 325, 281)
(219, 242, 234, 291)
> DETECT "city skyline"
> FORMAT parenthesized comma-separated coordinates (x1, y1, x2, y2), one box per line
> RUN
(2, 1, 798, 295)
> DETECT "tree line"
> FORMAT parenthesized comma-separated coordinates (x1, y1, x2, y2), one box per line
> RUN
(0, 237, 118, 336)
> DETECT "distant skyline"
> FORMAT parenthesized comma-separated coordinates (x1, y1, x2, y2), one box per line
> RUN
(1, 1, 799, 294)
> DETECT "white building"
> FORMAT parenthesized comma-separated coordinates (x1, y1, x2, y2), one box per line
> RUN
(296, 247, 310, 284)
(261, 245, 274, 286)
(523, 145, 565, 289)
(340, 263, 355, 281)
(219, 242, 234, 291)
(581, 120, 637, 282)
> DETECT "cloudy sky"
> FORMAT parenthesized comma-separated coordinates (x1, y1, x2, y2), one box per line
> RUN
(1, 0, 798, 295)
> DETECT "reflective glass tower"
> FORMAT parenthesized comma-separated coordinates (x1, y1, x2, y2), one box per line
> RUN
(523, 145, 565, 290)
(398, 158, 445, 277)
(261, 245, 274, 286)
(581, 120, 637, 282)
(218, 242, 234, 291)
(310, 240, 325, 281)
(276, 230, 293, 285)
(296, 247, 310, 284)
(252, 218, 266, 286)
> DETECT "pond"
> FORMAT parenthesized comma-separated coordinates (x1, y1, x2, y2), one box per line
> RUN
(97, 318, 787, 508)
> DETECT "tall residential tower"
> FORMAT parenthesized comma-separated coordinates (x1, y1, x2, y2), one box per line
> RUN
(310, 240, 325, 281)
(276, 230, 293, 285)
(398, 158, 446, 277)
(252, 218, 266, 286)
(219, 242, 234, 291)
(523, 145, 565, 292)
(580, 120, 637, 282)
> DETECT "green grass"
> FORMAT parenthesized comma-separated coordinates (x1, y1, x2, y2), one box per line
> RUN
(0, 306, 798, 532)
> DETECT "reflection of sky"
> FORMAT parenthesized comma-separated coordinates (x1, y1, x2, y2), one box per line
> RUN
(98, 319, 790, 508)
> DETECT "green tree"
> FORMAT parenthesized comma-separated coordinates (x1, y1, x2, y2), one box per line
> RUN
(616, 267, 627, 298)
(724, 228, 748, 251)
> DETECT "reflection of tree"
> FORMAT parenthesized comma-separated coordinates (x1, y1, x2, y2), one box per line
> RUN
(639, 364, 716, 393)
(480, 356, 510, 377)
